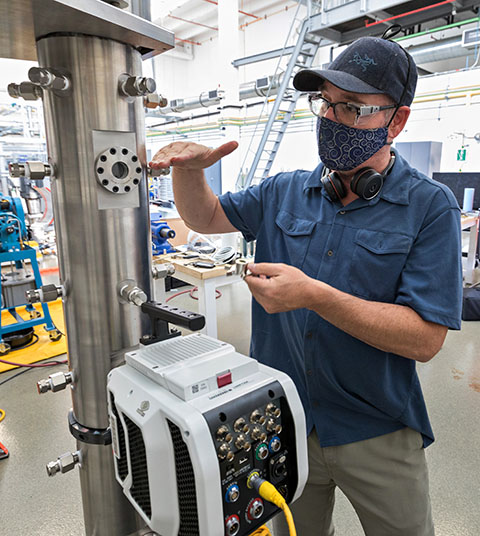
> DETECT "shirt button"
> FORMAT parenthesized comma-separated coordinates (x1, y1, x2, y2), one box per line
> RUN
(306, 331, 313, 339)
(339, 210, 346, 215)
(327, 250, 333, 257)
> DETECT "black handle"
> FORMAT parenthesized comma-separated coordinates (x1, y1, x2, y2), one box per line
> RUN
(140, 301, 205, 345)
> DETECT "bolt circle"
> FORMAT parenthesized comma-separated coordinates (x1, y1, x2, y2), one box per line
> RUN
(95, 147, 141, 194)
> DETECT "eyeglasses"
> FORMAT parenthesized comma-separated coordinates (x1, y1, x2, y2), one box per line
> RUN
(308, 93, 396, 126)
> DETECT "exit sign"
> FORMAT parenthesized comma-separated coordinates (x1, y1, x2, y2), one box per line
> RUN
(457, 148, 466, 161)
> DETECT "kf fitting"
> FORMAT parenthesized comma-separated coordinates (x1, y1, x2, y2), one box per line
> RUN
(46, 451, 81, 477)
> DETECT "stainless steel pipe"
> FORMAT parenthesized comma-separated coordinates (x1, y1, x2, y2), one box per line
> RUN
(37, 34, 152, 535)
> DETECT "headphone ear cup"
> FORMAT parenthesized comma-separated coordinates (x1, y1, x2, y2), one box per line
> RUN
(351, 168, 384, 200)
(321, 171, 347, 202)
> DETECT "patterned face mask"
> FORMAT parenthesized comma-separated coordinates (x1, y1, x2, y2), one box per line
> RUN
(316, 116, 389, 171)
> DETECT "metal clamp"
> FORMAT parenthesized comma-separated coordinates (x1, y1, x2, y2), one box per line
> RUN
(46, 450, 81, 477)
(37, 371, 74, 394)
(68, 410, 112, 445)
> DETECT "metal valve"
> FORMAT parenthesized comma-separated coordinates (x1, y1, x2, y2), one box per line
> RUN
(152, 263, 175, 280)
(46, 450, 81, 477)
(28, 67, 70, 92)
(9, 161, 52, 181)
(25, 284, 65, 304)
(7, 81, 43, 101)
(119, 75, 156, 98)
(119, 281, 147, 306)
(37, 371, 74, 394)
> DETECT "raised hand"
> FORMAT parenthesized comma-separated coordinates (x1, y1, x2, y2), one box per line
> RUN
(150, 140, 238, 170)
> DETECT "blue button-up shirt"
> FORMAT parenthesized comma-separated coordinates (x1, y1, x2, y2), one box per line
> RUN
(219, 149, 462, 447)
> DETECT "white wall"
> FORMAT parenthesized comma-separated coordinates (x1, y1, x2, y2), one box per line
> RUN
(153, 3, 308, 99)
(400, 69, 480, 172)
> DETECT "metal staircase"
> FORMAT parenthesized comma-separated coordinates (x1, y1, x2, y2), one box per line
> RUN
(236, 12, 321, 190)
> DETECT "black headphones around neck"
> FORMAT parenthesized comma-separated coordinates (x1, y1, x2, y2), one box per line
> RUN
(321, 153, 396, 202)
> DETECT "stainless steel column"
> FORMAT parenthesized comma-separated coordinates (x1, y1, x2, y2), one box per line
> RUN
(37, 34, 152, 535)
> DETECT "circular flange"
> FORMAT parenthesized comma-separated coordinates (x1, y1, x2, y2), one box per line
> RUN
(95, 146, 142, 194)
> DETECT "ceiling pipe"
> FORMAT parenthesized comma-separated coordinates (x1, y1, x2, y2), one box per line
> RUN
(159, 0, 299, 43)
(149, 30, 476, 119)
(148, 74, 285, 116)
(365, 0, 455, 28)
(202, 0, 261, 20)
(407, 35, 470, 64)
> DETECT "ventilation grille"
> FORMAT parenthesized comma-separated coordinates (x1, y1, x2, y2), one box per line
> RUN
(110, 393, 128, 482)
(140, 334, 226, 368)
(167, 419, 200, 536)
(123, 413, 152, 520)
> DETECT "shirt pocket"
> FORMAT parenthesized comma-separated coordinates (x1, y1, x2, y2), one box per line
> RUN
(275, 211, 316, 269)
(348, 229, 413, 301)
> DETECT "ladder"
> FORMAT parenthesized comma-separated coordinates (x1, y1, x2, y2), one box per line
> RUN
(236, 15, 321, 190)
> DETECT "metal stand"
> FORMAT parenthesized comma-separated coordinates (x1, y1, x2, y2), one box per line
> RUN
(1, 1, 174, 534)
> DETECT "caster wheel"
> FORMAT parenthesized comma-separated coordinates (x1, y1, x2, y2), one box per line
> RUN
(49, 329, 62, 342)
(0, 342, 11, 355)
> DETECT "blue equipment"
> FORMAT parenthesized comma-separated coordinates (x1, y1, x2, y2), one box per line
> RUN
(151, 219, 176, 256)
(0, 196, 60, 354)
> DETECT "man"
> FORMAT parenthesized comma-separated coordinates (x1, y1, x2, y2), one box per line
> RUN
(151, 36, 462, 536)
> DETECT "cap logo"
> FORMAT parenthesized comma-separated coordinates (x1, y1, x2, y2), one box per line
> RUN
(349, 53, 377, 72)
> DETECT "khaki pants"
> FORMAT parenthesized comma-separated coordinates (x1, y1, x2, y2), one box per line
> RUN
(272, 427, 434, 536)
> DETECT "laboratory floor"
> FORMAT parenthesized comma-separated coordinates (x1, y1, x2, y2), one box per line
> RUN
(0, 278, 479, 535)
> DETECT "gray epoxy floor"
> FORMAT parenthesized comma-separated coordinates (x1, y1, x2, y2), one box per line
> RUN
(0, 279, 479, 535)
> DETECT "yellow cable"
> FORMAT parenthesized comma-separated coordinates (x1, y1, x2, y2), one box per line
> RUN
(255, 479, 297, 536)
(280, 502, 297, 536)
(0, 408, 5, 422)
(249, 526, 271, 536)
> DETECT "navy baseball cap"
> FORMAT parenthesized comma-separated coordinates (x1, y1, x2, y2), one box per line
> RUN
(293, 36, 417, 107)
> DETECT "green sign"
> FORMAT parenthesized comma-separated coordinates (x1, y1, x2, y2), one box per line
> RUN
(457, 148, 466, 161)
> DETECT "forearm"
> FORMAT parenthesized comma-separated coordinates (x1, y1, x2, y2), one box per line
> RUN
(172, 167, 219, 232)
(305, 280, 446, 362)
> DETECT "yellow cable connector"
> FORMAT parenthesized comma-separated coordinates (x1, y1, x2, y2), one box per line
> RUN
(250, 474, 297, 536)
(249, 525, 271, 536)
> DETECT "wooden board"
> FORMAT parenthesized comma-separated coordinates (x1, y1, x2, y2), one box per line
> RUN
(154, 253, 232, 280)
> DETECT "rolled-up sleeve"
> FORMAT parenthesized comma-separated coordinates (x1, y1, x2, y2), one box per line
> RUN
(395, 191, 462, 330)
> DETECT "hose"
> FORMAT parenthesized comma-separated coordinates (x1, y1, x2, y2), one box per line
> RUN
(250, 476, 297, 536)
